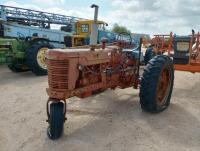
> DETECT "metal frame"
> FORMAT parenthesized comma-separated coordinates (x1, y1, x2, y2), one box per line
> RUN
(0, 5, 87, 26)
(148, 31, 200, 73)
(152, 32, 173, 55)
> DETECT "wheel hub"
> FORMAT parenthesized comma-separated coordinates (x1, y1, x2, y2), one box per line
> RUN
(156, 67, 171, 106)
(37, 47, 48, 69)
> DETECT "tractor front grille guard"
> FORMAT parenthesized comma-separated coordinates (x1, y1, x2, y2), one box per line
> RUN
(48, 59, 69, 90)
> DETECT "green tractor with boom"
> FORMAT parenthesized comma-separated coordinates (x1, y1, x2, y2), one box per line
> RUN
(0, 5, 83, 75)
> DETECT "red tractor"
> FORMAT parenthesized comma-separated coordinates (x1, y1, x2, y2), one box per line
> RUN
(45, 39, 174, 139)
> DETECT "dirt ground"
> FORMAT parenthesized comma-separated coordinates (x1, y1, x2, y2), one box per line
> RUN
(0, 65, 200, 151)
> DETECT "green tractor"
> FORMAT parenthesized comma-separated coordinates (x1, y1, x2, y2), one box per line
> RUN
(0, 37, 54, 75)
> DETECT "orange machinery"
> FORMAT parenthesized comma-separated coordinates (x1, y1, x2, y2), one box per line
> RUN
(146, 31, 200, 73)
(45, 40, 174, 140)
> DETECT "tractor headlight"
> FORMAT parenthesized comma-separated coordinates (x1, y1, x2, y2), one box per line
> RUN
(78, 64, 84, 71)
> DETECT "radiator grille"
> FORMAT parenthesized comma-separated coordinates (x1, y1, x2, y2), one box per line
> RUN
(48, 59, 69, 90)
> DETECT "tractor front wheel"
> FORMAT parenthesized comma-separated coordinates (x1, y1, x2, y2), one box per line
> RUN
(47, 102, 65, 140)
(139, 55, 174, 113)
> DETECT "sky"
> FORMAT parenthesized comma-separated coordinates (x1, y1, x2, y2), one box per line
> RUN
(1, 0, 200, 35)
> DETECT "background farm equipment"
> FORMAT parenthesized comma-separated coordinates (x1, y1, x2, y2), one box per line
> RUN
(144, 31, 200, 73)
(45, 38, 174, 139)
(0, 4, 135, 75)
(64, 4, 134, 48)
(0, 5, 80, 75)
(173, 31, 200, 72)
(0, 38, 29, 72)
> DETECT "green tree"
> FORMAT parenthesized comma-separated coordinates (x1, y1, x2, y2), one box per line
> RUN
(112, 23, 131, 34)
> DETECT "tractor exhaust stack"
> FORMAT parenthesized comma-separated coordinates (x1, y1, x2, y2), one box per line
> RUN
(90, 4, 99, 46)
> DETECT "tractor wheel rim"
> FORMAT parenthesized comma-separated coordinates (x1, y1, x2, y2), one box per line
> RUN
(37, 47, 48, 69)
(156, 67, 172, 106)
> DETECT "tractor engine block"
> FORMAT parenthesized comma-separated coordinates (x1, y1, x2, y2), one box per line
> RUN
(46, 48, 139, 100)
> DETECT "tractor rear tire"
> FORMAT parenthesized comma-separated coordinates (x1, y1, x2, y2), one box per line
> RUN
(26, 42, 54, 76)
(47, 102, 65, 140)
(139, 55, 174, 113)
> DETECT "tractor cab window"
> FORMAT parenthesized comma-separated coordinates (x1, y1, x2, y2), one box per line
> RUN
(98, 24, 105, 31)
(81, 24, 89, 33)
(177, 42, 190, 52)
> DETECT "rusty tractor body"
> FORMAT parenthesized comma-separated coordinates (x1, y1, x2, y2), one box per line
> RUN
(47, 48, 138, 100)
(45, 40, 174, 140)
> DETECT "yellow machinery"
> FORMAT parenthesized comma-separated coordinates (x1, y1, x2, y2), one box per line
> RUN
(76, 20, 106, 46)
(64, 4, 113, 47)
(65, 20, 108, 47)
